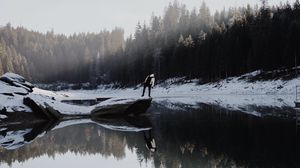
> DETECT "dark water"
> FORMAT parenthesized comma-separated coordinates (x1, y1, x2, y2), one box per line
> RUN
(0, 101, 299, 168)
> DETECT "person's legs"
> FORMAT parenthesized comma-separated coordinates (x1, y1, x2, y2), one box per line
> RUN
(148, 86, 151, 97)
(142, 85, 146, 96)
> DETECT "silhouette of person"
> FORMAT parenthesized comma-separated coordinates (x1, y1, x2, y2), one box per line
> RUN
(142, 74, 155, 97)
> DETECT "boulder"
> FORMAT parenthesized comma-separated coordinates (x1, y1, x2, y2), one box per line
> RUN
(91, 98, 152, 117)
(0, 73, 34, 93)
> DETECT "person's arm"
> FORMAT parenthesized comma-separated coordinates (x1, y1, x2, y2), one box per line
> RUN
(151, 78, 155, 87)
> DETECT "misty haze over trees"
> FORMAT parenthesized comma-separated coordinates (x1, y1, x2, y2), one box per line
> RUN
(0, 0, 299, 85)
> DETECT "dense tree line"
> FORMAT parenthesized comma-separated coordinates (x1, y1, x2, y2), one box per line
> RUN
(0, 40, 29, 79)
(0, 25, 124, 83)
(113, 0, 300, 84)
(0, 0, 299, 85)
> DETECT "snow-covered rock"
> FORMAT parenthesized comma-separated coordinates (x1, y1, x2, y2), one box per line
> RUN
(0, 88, 32, 112)
(0, 73, 35, 112)
(0, 72, 33, 93)
(0, 73, 152, 118)
(0, 80, 28, 95)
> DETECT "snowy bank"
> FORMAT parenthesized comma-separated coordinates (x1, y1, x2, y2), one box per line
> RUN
(1, 70, 299, 120)
(56, 70, 299, 117)
(0, 73, 152, 120)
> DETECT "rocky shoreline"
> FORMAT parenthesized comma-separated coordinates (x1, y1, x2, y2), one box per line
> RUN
(0, 73, 152, 124)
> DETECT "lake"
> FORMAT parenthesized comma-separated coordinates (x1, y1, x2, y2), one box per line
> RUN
(0, 100, 299, 168)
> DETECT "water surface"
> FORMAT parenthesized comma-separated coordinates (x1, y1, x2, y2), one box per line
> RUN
(0, 101, 299, 168)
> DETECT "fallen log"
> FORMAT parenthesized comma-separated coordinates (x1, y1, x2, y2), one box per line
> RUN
(23, 97, 62, 120)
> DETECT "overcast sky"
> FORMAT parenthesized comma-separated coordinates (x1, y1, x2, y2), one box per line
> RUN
(0, 0, 293, 37)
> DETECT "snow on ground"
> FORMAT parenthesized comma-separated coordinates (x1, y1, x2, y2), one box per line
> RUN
(1, 71, 299, 115)
(0, 91, 32, 112)
(56, 70, 299, 115)
(0, 81, 28, 95)
(59, 71, 299, 98)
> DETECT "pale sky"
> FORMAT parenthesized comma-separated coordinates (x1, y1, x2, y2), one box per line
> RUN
(0, 0, 292, 37)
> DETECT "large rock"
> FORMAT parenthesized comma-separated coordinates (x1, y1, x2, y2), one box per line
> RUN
(0, 72, 34, 93)
(0, 73, 152, 119)
(91, 98, 152, 117)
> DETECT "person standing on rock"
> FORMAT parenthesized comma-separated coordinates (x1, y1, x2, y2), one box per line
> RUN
(142, 74, 155, 97)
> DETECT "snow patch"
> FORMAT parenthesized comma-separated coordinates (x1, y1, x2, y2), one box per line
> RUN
(1, 73, 25, 81)
(55, 70, 299, 116)
(0, 114, 7, 119)
(0, 81, 28, 95)
(28, 93, 93, 115)
(0, 93, 32, 112)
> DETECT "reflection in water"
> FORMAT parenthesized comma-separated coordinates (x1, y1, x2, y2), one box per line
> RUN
(150, 103, 300, 168)
(144, 130, 156, 152)
(297, 109, 300, 126)
(0, 102, 299, 168)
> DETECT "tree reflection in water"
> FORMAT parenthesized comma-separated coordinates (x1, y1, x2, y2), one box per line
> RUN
(0, 103, 299, 168)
